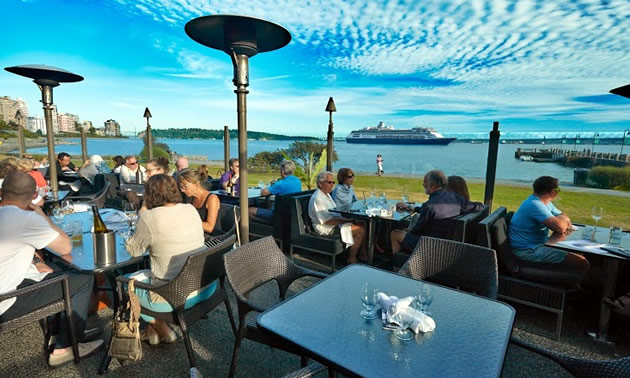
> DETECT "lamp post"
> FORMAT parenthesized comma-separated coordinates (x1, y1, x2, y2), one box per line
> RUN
(592, 132, 600, 154)
(186, 15, 291, 244)
(223, 125, 230, 173)
(80, 125, 88, 162)
(14, 109, 25, 157)
(143, 107, 153, 160)
(621, 129, 630, 156)
(325, 97, 336, 172)
(4, 65, 83, 196)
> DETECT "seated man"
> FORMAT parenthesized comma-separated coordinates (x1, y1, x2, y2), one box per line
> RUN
(118, 155, 146, 208)
(509, 176, 589, 278)
(172, 156, 189, 180)
(391, 170, 484, 254)
(248, 160, 302, 221)
(309, 171, 367, 264)
(45, 152, 82, 192)
(0, 172, 103, 367)
(220, 158, 240, 194)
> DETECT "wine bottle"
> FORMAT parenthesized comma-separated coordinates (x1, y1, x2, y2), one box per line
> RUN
(227, 174, 233, 195)
(92, 205, 109, 233)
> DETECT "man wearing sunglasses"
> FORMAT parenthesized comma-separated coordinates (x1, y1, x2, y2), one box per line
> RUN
(119, 155, 147, 184)
(509, 176, 589, 280)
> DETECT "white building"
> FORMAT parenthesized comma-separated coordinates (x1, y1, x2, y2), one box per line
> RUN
(57, 113, 77, 133)
(104, 119, 121, 136)
(27, 116, 46, 134)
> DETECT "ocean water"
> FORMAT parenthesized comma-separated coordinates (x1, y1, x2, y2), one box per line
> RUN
(29, 138, 625, 183)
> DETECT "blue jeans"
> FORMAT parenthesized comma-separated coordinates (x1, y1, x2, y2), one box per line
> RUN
(127, 271, 217, 322)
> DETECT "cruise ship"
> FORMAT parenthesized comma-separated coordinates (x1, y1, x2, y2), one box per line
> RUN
(346, 122, 456, 145)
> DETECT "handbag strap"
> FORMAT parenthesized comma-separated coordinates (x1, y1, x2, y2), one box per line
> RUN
(126, 279, 141, 328)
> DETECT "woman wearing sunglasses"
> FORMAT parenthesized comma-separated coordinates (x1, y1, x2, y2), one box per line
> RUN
(332, 168, 357, 207)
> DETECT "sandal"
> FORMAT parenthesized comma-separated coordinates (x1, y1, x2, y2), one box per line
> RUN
(604, 293, 630, 315)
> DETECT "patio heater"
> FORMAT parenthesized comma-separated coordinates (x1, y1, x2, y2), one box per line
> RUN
(484, 121, 500, 211)
(185, 15, 291, 243)
(325, 97, 336, 172)
(610, 84, 630, 157)
(4, 65, 83, 197)
(14, 109, 25, 157)
(144, 107, 153, 160)
(224, 125, 230, 173)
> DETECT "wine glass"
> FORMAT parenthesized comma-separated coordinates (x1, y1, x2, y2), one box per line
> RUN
(390, 303, 414, 341)
(52, 206, 65, 224)
(591, 207, 603, 230)
(258, 180, 265, 189)
(61, 200, 74, 215)
(401, 189, 409, 204)
(416, 283, 434, 315)
(360, 282, 379, 319)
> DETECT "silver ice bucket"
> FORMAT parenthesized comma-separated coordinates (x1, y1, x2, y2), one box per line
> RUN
(93, 230, 117, 265)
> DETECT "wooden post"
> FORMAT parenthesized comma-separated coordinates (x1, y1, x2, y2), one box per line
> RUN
(224, 125, 230, 173)
(484, 122, 500, 211)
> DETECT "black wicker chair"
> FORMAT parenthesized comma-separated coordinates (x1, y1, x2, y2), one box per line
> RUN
(114, 235, 237, 370)
(478, 207, 574, 340)
(281, 362, 327, 378)
(398, 236, 498, 299)
(204, 203, 237, 248)
(223, 236, 328, 378)
(250, 189, 315, 253)
(511, 337, 630, 377)
(0, 274, 80, 365)
(289, 194, 347, 272)
(70, 182, 110, 209)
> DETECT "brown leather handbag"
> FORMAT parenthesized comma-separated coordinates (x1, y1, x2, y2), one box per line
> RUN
(109, 279, 143, 361)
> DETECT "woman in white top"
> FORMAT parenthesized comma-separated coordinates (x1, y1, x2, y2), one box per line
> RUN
(125, 174, 207, 345)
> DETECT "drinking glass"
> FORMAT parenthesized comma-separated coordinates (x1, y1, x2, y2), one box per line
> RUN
(61, 200, 74, 215)
(591, 207, 603, 228)
(360, 282, 379, 319)
(390, 303, 414, 341)
(52, 206, 65, 224)
(258, 180, 265, 189)
(416, 283, 434, 314)
(70, 221, 83, 242)
(609, 227, 623, 246)
(401, 189, 409, 204)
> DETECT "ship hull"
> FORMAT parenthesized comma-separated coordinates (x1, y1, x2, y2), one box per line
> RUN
(346, 137, 456, 145)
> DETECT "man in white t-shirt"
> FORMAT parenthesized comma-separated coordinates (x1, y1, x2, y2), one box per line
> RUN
(119, 155, 147, 184)
(308, 171, 368, 264)
(0, 172, 103, 367)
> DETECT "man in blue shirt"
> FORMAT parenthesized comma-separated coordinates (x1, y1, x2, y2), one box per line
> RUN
(509, 176, 589, 273)
(248, 160, 302, 221)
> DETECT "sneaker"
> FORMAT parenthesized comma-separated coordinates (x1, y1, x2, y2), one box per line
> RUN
(48, 339, 104, 368)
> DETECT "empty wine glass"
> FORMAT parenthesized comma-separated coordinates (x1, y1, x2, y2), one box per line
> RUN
(52, 206, 65, 224)
(401, 189, 409, 204)
(416, 283, 434, 314)
(390, 303, 414, 341)
(591, 207, 603, 229)
(360, 282, 379, 319)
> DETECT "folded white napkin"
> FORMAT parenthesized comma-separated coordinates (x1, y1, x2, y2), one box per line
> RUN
(380, 294, 436, 333)
(339, 222, 355, 247)
(105, 211, 128, 223)
(72, 203, 91, 213)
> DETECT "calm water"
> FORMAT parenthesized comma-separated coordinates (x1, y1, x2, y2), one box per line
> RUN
(29, 138, 625, 183)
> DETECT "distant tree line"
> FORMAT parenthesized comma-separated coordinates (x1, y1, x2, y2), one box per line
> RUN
(147, 128, 319, 141)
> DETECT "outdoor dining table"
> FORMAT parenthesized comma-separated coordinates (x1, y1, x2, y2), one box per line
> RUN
(119, 182, 145, 196)
(211, 187, 270, 206)
(329, 200, 412, 265)
(258, 265, 515, 377)
(547, 224, 630, 343)
(43, 189, 70, 204)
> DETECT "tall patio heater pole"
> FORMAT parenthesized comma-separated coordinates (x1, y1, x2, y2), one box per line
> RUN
(186, 15, 291, 244)
(224, 125, 230, 173)
(325, 97, 336, 172)
(4, 65, 83, 197)
(144, 107, 153, 160)
(80, 125, 88, 162)
(484, 121, 500, 211)
(15, 110, 25, 157)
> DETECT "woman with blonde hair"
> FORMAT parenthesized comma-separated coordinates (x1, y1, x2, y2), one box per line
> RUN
(177, 170, 222, 245)
(17, 158, 47, 189)
(125, 174, 208, 345)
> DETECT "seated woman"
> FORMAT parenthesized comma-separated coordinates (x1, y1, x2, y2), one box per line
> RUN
(17, 158, 47, 189)
(125, 174, 209, 345)
(146, 157, 170, 179)
(177, 170, 222, 246)
(197, 164, 210, 181)
(446, 175, 470, 200)
(331, 168, 357, 207)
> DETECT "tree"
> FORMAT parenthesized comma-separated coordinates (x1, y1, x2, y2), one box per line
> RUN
(248, 150, 284, 170)
(284, 141, 337, 189)
(88, 126, 96, 134)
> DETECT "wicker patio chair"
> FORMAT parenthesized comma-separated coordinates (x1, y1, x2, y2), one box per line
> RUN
(398, 236, 498, 299)
(0, 274, 80, 365)
(114, 235, 237, 370)
(204, 203, 237, 248)
(223, 236, 328, 378)
(70, 181, 110, 209)
(281, 362, 327, 378)
(511, 337, 630, 377)
(289, 194, 347, 272)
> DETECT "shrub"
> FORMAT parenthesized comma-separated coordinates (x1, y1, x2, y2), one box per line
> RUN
(139, 145, 170, 162)
(588, 166, 630, 189)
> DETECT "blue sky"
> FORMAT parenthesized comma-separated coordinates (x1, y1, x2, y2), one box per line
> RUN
(2, 0, 630, 138)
